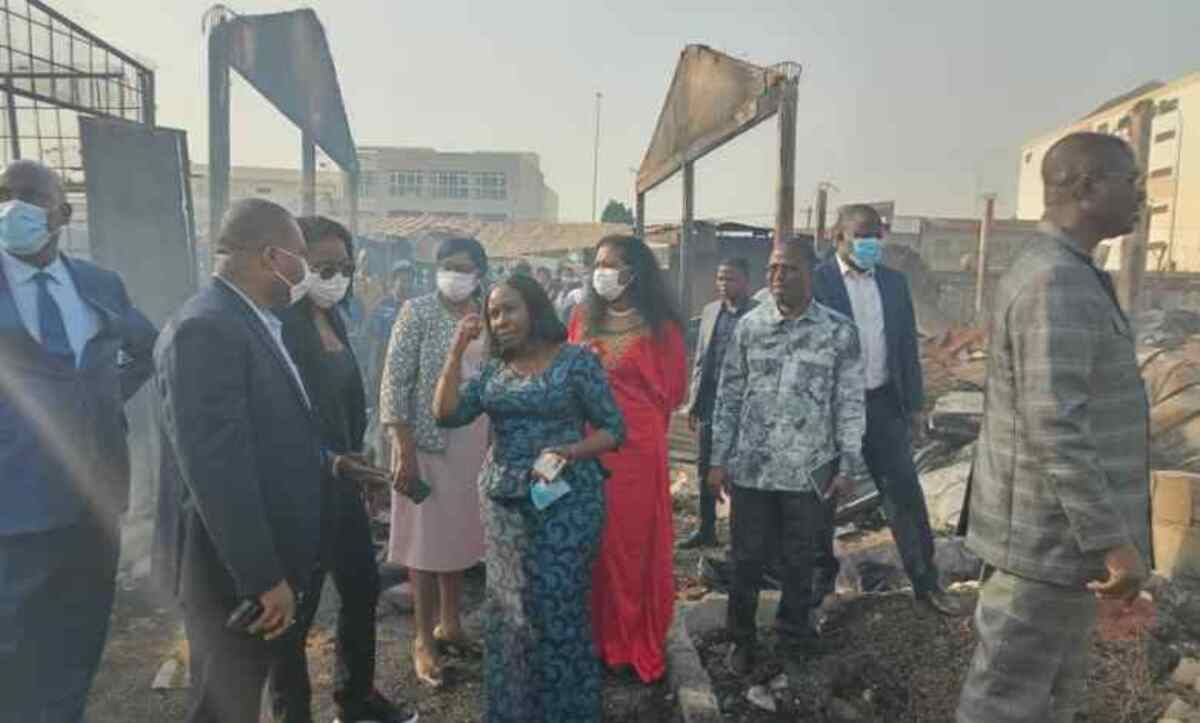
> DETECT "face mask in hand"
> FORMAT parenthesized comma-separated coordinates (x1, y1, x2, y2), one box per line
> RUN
(0, 200, 51, 256)
(437, 270, 478, 303)
(592, 268, 629, 301)
(308, 274, 351, 309)
(850, 237, 882, 271)
(530, 478, 572, 511)
(271, 248, 316, 307)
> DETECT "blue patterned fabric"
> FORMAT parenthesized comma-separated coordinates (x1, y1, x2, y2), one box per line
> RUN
(440, 343, 626, 499)
(439, 343, 625, 722)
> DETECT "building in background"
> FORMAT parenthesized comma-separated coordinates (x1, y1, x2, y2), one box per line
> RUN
(355, 146, 559, 223)
(191, 164, 347, 236)
(1017, 72, 1199, 271)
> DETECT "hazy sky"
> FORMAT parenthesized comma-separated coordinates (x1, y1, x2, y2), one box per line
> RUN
(50, 0, 1200, 224)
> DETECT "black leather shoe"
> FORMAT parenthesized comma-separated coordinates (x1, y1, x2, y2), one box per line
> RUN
(335, 690, 419, 723)
(725, 643, 755, 676)
(916, 588, 970, 617)
(677, 531, 718, 549)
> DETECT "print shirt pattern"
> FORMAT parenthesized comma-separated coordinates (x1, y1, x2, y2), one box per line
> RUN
(712, 298, 868, 492)
(439, 344, 626, 499)
(380, 292, 481, 451)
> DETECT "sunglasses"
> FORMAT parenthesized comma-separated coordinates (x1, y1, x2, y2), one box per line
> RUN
(311, 261, 356, 280)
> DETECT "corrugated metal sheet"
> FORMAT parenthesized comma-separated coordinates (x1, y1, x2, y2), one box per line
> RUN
(226, 10, 358, 173)
(637, 45, 791, 194)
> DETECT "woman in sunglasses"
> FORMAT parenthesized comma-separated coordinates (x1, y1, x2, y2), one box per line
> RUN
(272, 216, 416, 723)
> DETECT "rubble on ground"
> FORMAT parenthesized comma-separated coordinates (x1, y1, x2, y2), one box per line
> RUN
(692, 588, 1176, 722)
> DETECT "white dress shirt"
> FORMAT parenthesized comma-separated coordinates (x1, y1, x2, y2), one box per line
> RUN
(0, 250, 101, 366)
(216, 276, 311, 408)
(836, 254, 889, 390)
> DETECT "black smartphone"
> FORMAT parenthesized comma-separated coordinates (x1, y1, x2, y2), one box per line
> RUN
(225, 597, 264, 633)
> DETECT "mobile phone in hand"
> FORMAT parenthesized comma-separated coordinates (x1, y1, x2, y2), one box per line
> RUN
(533, 450, 567, 482)
(225, 597, 264, 633)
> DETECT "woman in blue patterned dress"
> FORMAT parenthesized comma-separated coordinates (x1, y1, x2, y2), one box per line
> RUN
(433, 274, 626, 723)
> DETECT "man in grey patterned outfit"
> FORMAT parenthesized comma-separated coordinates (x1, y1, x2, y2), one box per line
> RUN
(708, 239, 867, 674)
(957, 131, 1150, 723)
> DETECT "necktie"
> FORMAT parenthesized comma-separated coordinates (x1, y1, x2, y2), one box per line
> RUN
(33, 271, 74, 365)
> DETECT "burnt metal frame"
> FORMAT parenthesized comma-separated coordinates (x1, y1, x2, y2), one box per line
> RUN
(0, 0, 154, 252)
(207, 9, 360, 243)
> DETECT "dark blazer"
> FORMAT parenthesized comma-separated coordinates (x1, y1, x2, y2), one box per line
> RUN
(812, 260, 924, 417)
(0, 255, 157, 535)
(280, 300, 367, 456)
(153, 280, 325, 602)
(685, 297, 759, 418)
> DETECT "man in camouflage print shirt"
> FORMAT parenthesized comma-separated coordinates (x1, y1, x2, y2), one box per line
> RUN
(707, 239, 867, 673)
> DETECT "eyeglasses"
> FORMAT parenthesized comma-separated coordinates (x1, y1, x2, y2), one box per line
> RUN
(311, 261, 356, 280)
(1091, 171, 1144, 187)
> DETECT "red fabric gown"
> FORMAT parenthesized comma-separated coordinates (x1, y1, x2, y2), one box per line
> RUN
(569, 312, 687, 683)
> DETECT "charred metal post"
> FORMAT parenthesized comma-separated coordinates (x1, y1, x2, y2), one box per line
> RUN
(1117, 99, 1156, 317)
(142, 70, 156, 127)
(774, 78, 798, 244)
(635, 191, 645, 237)
(347, 170, 359, 235)
(974, 193, 996, 320)
(815, 184, 829, 255)
(5, 87, 18, 160)
(208, 16, 231, 248)
(301, 130, 316, 216)
(681, 161, 695, 318)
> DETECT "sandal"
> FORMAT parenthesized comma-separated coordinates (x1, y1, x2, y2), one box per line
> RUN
(433, 624, 482, 658)
(412, 639, 444, 688)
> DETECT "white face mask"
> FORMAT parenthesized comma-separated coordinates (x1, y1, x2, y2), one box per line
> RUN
(437, 270, 478, 303)
(272, 248, 316, 307)
(308, 274, 351, 309)
(592, 267, 629, 302)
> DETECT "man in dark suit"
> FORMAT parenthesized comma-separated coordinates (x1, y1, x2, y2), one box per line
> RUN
(154, 199, 395, 722)
(0, 160, 158, 722)
(812, 204, 963, 616)
(681, 257, 757, 549)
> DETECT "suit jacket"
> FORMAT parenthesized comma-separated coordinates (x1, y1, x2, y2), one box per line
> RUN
(153, 281, 325, 602)
(685, 297, 759, 418)
(812, 260, 924, 417)
(280, 300, 367, 456)
(966, 225, 1150, 587)
(0, 255, 156, 535)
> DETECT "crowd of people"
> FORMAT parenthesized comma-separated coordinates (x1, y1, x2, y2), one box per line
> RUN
(0, 128, 1152, 723)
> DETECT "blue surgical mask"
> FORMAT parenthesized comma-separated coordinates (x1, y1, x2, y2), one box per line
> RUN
(850, 237, 882, 270)
(530, 478, 572, 511)
(0, 200, 51, 256)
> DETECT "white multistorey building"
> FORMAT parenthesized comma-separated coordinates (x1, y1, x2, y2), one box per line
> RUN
(1017, 73, 1200, 271)
(355, 146, 559, 223)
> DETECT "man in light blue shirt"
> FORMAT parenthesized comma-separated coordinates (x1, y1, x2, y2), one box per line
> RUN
(0, 160, 157, 722)
(0, 245, 102, 364)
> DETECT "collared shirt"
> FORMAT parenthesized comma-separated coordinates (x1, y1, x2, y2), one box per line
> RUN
(712, 297, 867, 493)
(836, 253, 889, 390)
(696, 298, 753, 419)
(216, 276, 310, 408)
(0, 250, 101, 365)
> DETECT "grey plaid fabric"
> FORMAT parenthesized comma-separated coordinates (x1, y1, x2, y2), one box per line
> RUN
(957, 567, 1096, 723)
(712, 298, 867, 493)
(966, 223, 1150, 587)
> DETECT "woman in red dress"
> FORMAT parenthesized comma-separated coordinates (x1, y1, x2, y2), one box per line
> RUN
(568, 234, 687, 683)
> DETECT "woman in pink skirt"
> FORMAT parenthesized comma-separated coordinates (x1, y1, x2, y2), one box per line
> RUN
(380, 237, 489, 687)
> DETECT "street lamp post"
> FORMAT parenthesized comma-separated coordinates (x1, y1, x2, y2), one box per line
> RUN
(592, 91, 602, 222)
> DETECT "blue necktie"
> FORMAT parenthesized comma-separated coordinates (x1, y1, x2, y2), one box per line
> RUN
(33, 271, 74, 365)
